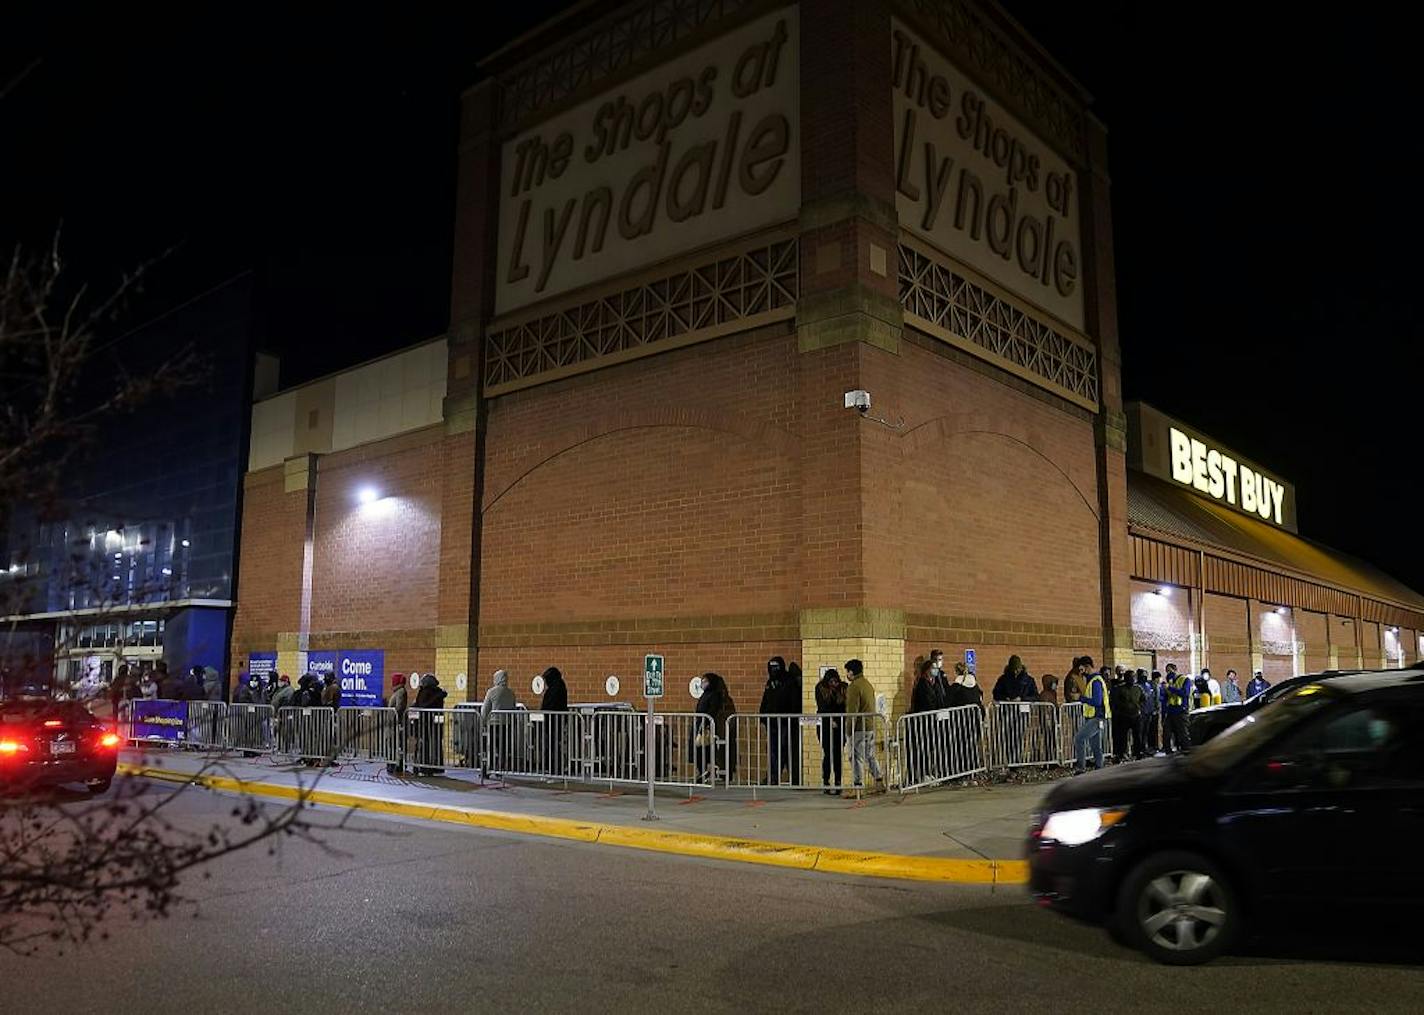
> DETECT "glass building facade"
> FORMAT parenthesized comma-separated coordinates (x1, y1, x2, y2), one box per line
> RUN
(1, 274, 260, 695)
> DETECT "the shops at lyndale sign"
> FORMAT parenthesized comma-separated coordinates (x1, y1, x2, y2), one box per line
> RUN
(496, 10, 800, 316)
(891, 19, 1085, 331)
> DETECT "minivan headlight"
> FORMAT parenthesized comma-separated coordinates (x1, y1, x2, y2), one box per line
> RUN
(1040, 807, 1129, 846)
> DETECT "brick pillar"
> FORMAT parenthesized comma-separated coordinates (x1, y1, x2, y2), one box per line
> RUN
(278, 453, 318, 677)
(795, 0, 906, 735)
(1080, 116, 1133, 669)
(438, 80, 502, 702)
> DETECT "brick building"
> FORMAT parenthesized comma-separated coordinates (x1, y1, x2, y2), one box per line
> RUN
(229, 0, 1423, 715)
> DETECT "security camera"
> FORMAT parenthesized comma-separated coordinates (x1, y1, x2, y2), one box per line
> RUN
(843, 389, 871, 413)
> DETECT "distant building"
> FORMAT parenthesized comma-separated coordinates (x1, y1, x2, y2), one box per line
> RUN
(1, 274, 273, 694)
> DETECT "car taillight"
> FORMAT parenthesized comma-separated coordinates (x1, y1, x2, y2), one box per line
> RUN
(0, 739, 28, 755)
(100, 733, 120, 748)
(43, 719, 63, 728)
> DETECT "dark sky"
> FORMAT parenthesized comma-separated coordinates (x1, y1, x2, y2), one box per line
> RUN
(3, 3, 1420, 589)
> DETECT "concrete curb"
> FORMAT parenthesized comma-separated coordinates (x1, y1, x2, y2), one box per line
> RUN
(118, 762, 1029, 886)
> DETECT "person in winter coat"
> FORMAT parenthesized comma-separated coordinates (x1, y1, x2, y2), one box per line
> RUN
(813, 667, 846, 794)
(944, 662, 984, 712)
(1246, 671, 1270, 698)
(537, 667, 570, 776)
(1109, 670, 1143, 761)
(412, 674, 447, 774)
(1135, 670, 1157, 756)
(154, 661, 176, 699)
(1062, 657, 1086, 704)
(386, 673, 409, 774)
(270, 674, 295, 710)
(993, 656, 1039, 703)
(138, 669, 159, 700)
(235, 674, 253, 704)
(757, 656, 801, 786)
(202, 666, 222, 701)
(1221, 669, 1242, 704)
(692, 672, 737, 781)
(843, 659, 883, 793)
(480, 669, 516, 777)
(910, 657, 947, 714)
(321, 672, 341, 708)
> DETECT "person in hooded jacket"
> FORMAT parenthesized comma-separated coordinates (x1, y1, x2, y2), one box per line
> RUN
(1062, 657, 1086, 704)
(481, 669, 517, 777)
(321, 672, 341, 708)
(993, 656, 1039, 703)
(757, 656, 800, 785)
(412, 673, 447, 774)
(202, 666, 222, 702)
(813, 667, 846, 794)
(386, 674, 408, 773)
(693, 672, 737, 781)
(538, 666, 570, 776)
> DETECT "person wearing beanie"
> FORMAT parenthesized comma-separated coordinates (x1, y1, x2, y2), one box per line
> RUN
(384, 673, 409, 773)
(843, 659, 883, 793)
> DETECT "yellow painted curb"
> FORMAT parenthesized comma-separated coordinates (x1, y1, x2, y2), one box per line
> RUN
(116, 762, 1028, 886)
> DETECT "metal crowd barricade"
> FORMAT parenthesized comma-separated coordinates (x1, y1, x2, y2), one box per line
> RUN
(1058, 701, 1117, 765)
(276, 706, 337, 763)
(725, 713, 889, 796)
(116, 699, 136, 744)
(336, 706, 403, 766)
(587, 711, 713, 791)
(896, 705, 987, 792)
(185, 701, 229, 750)
(484, 709, 584, 783)
(406, 707, 482, 774)
(226, 703, 275, 754)
(985, 701, 1060, 770)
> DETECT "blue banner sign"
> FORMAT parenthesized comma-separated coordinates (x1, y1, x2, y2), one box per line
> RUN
(304, 649, 383, 708)
(132, 699, 187, 743)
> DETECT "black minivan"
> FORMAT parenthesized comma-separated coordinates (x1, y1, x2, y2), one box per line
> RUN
(1027, 670, 1424, 964)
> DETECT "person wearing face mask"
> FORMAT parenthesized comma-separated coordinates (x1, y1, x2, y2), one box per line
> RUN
(814, 667, 846, 795)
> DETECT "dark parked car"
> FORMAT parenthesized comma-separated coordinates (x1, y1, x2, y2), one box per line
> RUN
(1189, 671, 1358, 745)
(1027, 670, 1424, 964)
(0, 698, 120, 794)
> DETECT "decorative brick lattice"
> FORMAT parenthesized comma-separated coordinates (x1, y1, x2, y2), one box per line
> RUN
(497, 0, 760, 131)
(898, 242, 1099, 408)
(485, 237, 798, 392)
(901, 0, 1085, 161)
(1133, 629, 1195, 653)
(1260, 638, 1300, 657)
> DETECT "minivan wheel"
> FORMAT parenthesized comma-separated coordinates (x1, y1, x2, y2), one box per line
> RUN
(1117, 850, 1239, 965)
(85, 777, 113, 795)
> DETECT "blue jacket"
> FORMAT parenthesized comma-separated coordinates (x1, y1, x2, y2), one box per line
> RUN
(1246, 676, 1270, 698)
(1080, 674, 1109, 719)
(1164, 672, 1193, 714)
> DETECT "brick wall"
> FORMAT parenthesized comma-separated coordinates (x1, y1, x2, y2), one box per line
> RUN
(229, 465, 306, 672)
(1296, 609, 1329, 673)
(1203, 592, 1248, 679)
(310, 426, 443, 634)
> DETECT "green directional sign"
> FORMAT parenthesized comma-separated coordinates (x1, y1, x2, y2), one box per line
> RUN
(643, 654, 665, 698)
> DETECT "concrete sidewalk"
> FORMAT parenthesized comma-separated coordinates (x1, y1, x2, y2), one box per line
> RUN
(118, 748, 1051, 883)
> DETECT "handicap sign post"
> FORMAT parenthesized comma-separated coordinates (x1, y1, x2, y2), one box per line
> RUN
(643, 654, 665, 821)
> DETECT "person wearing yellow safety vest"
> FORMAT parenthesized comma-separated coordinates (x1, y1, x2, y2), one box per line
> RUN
(1162, 663, 1194, 753)
(1072, 663, 1112, 773)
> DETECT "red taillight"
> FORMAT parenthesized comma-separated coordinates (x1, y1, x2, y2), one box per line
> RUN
(43, 719, 63, 728)
(0, 740, 26, 755)
(100, 733, 120, 749)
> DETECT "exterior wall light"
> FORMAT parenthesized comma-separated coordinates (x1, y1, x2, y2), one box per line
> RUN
(1275, 606, 1287, 614)
(358, 487, 379, 504)
(1155, 587, 1170, 596)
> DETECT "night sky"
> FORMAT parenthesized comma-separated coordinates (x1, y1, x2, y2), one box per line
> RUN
(3, 3, 1419, 589)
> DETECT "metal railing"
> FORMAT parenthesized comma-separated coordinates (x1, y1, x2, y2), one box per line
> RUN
(185, 701, 229, 750)
(724, 713, 889, 795)
(335, 706, 403, 766)
(227, 703, 275, 754)
(276, 706, 337, 763)
(896, 705, 987, 792)
(406, 707, 482, 774)
(587, 711, 713, 790)
(484, 709, 583, 783)
(985, 701, 1060, 770)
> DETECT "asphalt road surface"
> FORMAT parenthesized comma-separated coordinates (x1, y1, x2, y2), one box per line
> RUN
(1, 779, 1420, 1013)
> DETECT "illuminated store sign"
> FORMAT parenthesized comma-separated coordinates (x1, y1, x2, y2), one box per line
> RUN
(1127, 402, 1297, 532)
